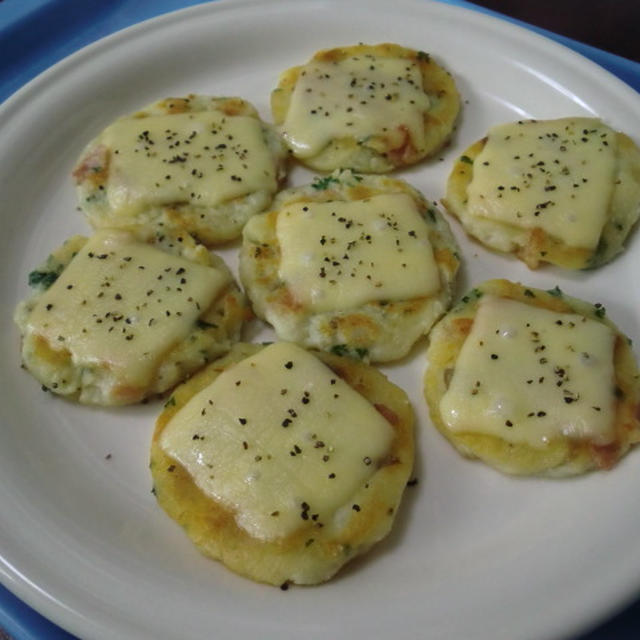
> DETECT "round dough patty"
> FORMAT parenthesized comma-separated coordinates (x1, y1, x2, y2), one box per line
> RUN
(239, 169, 460, 363)
(271, 43, 460, 173)
(443, 118, 640, 269)
(73, 95, 288, 245)
(150, 342, 415, 586)
(15, 230, 248, 406)
(424, 279, 640, 477)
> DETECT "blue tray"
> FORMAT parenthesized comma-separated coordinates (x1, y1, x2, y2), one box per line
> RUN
(1, 2, 638, 639)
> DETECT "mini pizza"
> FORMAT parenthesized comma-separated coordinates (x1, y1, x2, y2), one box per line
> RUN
(271, 43, 460, 173)
(15, 229, 248, 405)
(73, 95, 288, 245)
(239, 170, 460, 362)
(424, 279, 640, 477)
(443, 117, 640, 269)
(150, 341, 414, 586)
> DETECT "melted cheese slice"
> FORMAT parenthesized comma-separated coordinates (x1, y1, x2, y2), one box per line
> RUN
(26, 230, 230, 389)
(440, 296, 617, 447)
(101, 111, 277, 215)
(160, 342, 393, 540)
(282, 55, 430, 157)
(467, 118, 617, 248)
(276, 193, 441, 312)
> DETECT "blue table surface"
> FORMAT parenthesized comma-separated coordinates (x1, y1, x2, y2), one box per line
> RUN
(1, 1, 639, 639)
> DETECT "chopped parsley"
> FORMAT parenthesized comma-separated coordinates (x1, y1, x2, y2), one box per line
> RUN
(311, 175, 340, 190)
(546, 286, 563, 297)
(330, 344, 369, 360)
(460, 288, 484, 305)
(28, 269, 59, 290)
(330, 344, 349, 357)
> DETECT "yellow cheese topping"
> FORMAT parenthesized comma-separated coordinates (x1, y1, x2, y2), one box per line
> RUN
(282, 55, 430, 157)
(276, 193, 441, 313)
(101, 111, 277, 216)
(467, 118, 617, 248)
(160, 342, 394, 541)
(440, 296, 617, 447)
(25, 230, 230, 389)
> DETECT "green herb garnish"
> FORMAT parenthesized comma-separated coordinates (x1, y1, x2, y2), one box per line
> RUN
(546, 286, 563, 297)
(311, 175, 340, 190)
(330, 344, 349, 357)
(28, 270, 59, 290)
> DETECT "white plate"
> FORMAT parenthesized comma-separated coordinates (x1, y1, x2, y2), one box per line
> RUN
(1, 1, 639, 639)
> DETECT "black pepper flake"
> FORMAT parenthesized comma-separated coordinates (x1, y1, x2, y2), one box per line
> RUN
(238, 417, 247, 425)
(284, 361, 294, 369)
(352, 504, 361, 512)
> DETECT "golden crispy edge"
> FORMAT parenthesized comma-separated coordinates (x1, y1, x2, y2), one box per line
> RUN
(424, 279, 640, 477)
(443, 131, 640, 270)
(150, 342, 415, 586)
(73, 94, 288, 245)
(239, 172, 460, 362)
(271, 43, 460, 172)
(15, 232, 249, 405)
